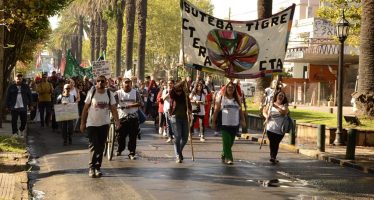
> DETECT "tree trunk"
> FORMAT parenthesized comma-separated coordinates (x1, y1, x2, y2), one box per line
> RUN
(101, 17, 108, 56)
(90, 18, 96, 62)
(355, 0, 374, 117)
(95, 12, 101, 60)
(136, 0, 147, 81)
(71, 35, 78, 59)
(125, 0, 136, 71)
(115, 0, 126, 77)
(2, 24, 27, 118)
(56, 49, 62, 72)
(77, 15, 84, 65)
(0, 0, 4, 127)
(254, 0, 273, 105)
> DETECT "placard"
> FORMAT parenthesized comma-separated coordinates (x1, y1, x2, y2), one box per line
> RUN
(54, 103, 79, 122)
(92, 60, 111, 78)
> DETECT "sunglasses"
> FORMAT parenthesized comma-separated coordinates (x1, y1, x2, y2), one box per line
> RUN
(97, 80, 106, 83)
(65, 88, 70, 90)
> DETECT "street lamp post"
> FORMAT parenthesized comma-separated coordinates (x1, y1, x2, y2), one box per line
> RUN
(334, 10, 350, 146)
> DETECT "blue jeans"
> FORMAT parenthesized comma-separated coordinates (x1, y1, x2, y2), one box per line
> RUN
(164, 112, 174, 137)
(170, 116, 188, 159)
(38, 101, 52, 127)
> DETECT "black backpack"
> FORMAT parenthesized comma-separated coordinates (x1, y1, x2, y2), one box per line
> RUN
(89, 87, 111, 106)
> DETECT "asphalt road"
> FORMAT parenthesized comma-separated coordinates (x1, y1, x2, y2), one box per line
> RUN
(27, 121, 374, 200)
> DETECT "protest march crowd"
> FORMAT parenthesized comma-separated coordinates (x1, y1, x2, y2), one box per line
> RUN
(6, 71, 289, 178)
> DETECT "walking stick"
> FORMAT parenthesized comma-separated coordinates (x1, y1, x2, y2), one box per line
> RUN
(183, 81, 195, 161)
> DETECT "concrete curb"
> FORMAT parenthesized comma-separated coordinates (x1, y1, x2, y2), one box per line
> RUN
(240, 134, 374, 174)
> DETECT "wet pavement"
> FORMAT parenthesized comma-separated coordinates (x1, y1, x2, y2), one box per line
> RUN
(27, 121, 374, 200)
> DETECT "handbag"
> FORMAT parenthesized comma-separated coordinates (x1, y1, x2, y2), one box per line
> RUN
(281, 114, 294, 134)
(192, 94, 202, 114)
(137, 109, 146, 124)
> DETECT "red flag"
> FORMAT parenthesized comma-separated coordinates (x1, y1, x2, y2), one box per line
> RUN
(35, 53, 42, 68)
(60, 54, 66, 74)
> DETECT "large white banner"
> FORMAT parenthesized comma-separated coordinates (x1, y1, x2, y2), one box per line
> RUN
(181, 0, 295, 78)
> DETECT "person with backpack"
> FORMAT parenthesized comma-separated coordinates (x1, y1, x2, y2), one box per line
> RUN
(80, 75, 120, 178)
(212, 82, 245, 165)
(56, 84, 76, 145)
(262, 91, 289, 164)
(115, 78, 143, 160)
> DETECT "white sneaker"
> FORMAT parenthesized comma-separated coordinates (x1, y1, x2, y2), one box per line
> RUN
(158, 127, 163, 135)
(214, 132, 220, 137)
(166, 137, 172, 143)
(163, 130, 167, 137)
(200, 137, 206, 142)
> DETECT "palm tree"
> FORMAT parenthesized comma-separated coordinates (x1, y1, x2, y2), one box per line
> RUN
(90, 18, 96, 62)
(125, 0, 136, 71)
(356, 0, 374, 117)
(115, 0, 126, 77)
(136, 0, 147, 81)
(95, 12, 102, 60)
(49, 1, 90, 65)
(254, 0, 273, 104)
(77, 15, 84, 64)
(100, 15, 108, 57)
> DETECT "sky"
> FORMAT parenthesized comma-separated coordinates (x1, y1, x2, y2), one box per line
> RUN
(49, 0, 293, 29)
(211, 0, 292, 20)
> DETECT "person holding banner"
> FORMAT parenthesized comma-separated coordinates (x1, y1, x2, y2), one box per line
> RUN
(169, 81, 192, 163)
(115, 78, 143, 160)
(212, 82, 245, 165)
(56, 84, 76, 146)
(80, 75, 120, 178)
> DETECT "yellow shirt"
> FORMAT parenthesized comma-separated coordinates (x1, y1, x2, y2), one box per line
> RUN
(36, 82, 53, 102)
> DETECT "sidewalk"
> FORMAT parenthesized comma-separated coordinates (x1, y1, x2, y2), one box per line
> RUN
(241, 131, 374, 174)
(0, 122, 29, 200)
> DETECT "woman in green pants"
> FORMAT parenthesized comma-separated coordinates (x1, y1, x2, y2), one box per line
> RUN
(212, 82, 245, 165)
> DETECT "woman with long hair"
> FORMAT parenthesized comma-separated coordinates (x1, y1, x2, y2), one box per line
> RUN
(212, 82, 245, 165)
(262, 91, 289, 164)
(189, 81, 206, 142)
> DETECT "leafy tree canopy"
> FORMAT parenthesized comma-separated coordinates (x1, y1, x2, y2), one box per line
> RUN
(317, 0, 361, 46)
(3, 0, 74, 29)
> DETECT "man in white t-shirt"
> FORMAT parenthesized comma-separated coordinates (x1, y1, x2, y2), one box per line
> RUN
(80, 75, 120, 178)
(115, 78, 142, 160)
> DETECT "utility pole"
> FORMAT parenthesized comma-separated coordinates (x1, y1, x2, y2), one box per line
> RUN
(228, 7, 231, 20)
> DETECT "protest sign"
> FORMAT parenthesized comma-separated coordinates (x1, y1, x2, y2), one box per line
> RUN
(54, 103, 79, 122)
